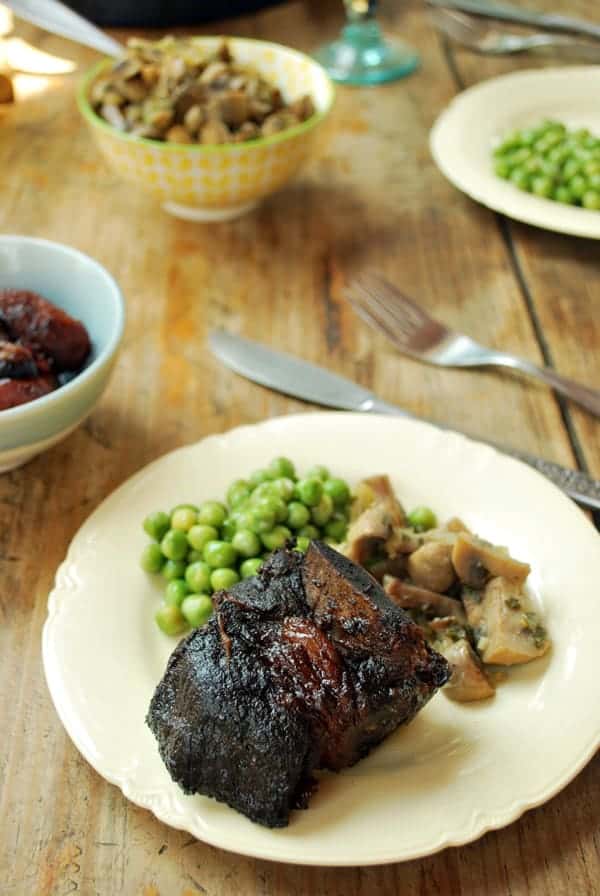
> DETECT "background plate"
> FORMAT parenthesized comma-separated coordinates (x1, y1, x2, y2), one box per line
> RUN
(430, 67, 600, 239)
(43, 413, 600, 866)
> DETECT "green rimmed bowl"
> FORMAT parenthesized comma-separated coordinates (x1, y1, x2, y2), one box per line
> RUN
(78, 37, 335, 222)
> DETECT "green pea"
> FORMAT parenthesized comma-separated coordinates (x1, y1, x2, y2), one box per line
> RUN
(187, 549, 202, 563)
(305, 465, 330, 481)
(519, 128, 537, 146)
(323, 477, 351, 507)
(287, 501, 311, 530)
(295, 477, 323, 507)
(140, 542, 165, 574)
(232, 528, 261, 557)
(588, 173, 600, 190)
(261, 526, 292, 551)
(161, 528, 189, 561)
(197, 501, 227, 528)
(547, 145, 570, 165)
(251, 481, 280, 502)
(509, 167, 530, 191)
(203, 540, 238, 569)
(496, 132, 521, 154)
(143, 511, 170, 541)
(170, 507, 197, 532)
(583, 134, 599, 150)
(162, 559, 187, 581)
(240, 557, 263, 579)
(583, 160, 600, 177)
(582, 190, 600, 210)
(227, 479, 251, 508)
(540, 159, 560, 180)
(569, 175, 588, 200)
(574, 128, 591, 142)
(562, 158, 581, 180)
(510, 146, 532, 164)
(249, 468, 270, 487)
(311, 494, 334, 527)
(165, 578, 189, 607)
(494, 158, 511, 179)
(294, 536, 310, 553)
(271, 477, 296, 502)
(210, 567, 240, 591)
(187, 524, 219, 552)
(553, 185, 575, 204)
(531, 176, 554, 198)
(181, 594, 213, 627)
(267, 457, 296, 480)
(185, 560, 212, 593)
(248, 507, 276, 534)
(155, 603, 188, 636)
(407, 506, 437, 533)
(170, 503, 199, 515)
(254, 496, 288, 523)
(220, 518, 237, 541)
(298, 524, 319, 540)
(523, 157, 542, 176)
(325, 515, 348, 542)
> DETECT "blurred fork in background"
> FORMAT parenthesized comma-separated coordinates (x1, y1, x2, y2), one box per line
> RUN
(344, 272, 600, 418)
(429, 6, 600, 59)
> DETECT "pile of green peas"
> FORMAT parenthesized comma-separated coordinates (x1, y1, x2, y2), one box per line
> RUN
(140, 457, 353, 636)
(492, 120, 600, 209)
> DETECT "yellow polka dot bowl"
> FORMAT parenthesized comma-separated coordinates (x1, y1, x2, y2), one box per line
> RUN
(78, 37, 334, 222)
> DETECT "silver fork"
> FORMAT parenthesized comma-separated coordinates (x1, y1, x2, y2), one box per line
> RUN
(429, 7, 600, 60)
(345, 273, 600, 418)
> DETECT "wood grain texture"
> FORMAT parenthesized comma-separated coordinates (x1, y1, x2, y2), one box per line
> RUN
(0, 1, 598, 894)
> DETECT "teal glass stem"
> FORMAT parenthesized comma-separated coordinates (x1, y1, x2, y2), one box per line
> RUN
(314, 1, 419, 85)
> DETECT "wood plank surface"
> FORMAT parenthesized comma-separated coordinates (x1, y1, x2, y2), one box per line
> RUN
(0, 1, 598, 894)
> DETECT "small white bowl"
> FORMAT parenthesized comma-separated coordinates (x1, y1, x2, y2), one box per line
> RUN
(0, 236, 125, 471)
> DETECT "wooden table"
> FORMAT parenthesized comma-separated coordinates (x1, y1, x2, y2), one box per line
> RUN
(1, 1, 599, 893)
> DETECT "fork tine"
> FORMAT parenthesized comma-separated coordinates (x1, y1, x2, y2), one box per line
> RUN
(344, 272, 451, 357)
(345, 275, 428, 347)
(354, 273, 435, 331)
(345, 288, 417, 353)
(345, 293, 400, 345)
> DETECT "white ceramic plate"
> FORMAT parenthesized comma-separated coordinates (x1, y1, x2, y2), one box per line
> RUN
(430, 67, 600, 239)
(43, 413, 600, 866)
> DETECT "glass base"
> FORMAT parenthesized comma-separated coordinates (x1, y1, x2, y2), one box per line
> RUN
(314, 21, 419, 86)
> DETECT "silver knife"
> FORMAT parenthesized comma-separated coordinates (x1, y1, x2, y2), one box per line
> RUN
(210, 330, 600, 513)
(426, 0, 600, 41)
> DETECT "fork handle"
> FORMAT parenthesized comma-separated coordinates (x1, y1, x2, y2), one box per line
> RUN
(490, 353, 600, 418)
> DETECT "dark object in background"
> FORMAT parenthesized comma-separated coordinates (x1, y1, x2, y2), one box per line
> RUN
(147, 542, 449, 828)
(65, 0, 287, 28)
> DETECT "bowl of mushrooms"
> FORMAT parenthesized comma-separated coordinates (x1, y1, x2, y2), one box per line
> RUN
(78, 36, 334, 221)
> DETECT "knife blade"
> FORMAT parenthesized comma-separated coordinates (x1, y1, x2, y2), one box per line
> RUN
(426, 0, 600, 42)
(209, 330, 600, 513)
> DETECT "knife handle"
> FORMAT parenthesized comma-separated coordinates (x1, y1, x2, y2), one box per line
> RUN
(363, 397, 600, 512)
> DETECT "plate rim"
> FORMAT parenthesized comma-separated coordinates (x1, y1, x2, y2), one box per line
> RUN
(42, 412, 600, 866)
(429, 65, 600, 240)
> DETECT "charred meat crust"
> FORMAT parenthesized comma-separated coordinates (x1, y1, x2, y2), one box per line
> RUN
(147, 543, 449, 828)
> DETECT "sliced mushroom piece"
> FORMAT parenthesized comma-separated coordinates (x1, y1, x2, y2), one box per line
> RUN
(364, 554, 407, 584)
(451, 533, 530, 588)
(384, 576, 467, 625)
(444, 517, 471, 534)
(470, 577, 550, 665)
(207, 90, 250, 128)
(343, 499, 397, 565)
(407, 541, 455, 594)
(431, 626, 495, 702)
